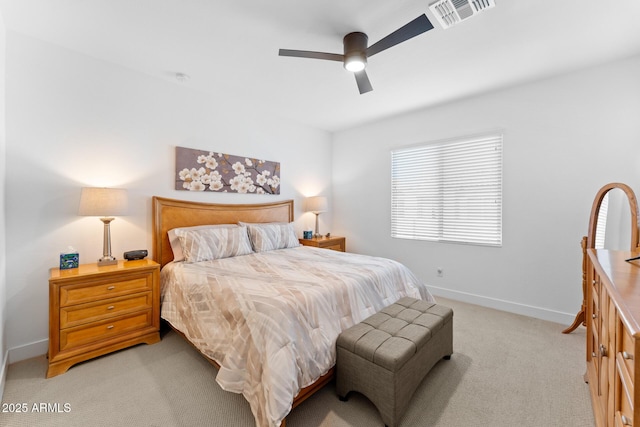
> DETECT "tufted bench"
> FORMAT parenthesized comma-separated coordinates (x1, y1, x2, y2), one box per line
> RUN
(336, 297, 453, 427)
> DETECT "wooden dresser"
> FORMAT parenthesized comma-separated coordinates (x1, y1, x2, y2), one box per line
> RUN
(299, 235, 346, 252)
(47, 259, 160, 378)
(586, 249, 640, 427)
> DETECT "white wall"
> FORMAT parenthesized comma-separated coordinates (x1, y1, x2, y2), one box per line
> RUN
(4, 32, 333, 362)
(0, 9, 8, 399)
(332, 55, 640, 324)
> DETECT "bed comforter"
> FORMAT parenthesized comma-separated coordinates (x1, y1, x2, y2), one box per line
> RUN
(160, 246, 434, 427)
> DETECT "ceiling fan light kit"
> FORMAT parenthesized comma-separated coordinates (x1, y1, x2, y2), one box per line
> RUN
(344, 56, 366, 72)
(429, 0, 495, 29)
(279, 14, 434, 94)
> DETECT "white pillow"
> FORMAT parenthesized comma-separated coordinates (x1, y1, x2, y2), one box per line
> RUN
(240, 222, 300, 252)
(168, 224, 246, 262)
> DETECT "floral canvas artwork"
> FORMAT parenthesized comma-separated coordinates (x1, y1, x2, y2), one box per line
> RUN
(175, 146, 280, 194)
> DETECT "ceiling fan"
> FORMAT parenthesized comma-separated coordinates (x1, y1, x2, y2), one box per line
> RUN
(279, 14, 434, 95)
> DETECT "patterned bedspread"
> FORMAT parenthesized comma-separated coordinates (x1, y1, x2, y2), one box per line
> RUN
(160, 246, 434, 427)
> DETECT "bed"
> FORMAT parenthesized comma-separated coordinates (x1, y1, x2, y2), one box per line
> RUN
(152, 196, 435, 427)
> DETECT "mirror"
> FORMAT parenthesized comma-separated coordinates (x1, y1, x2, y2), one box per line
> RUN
(594, 188, 634, 249)
(563, 182, 640, 334)
(587, 183, 639, 251)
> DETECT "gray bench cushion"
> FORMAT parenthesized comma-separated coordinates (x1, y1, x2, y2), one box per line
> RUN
(336, 297, 453, 427)
(337, 297, 452, 371)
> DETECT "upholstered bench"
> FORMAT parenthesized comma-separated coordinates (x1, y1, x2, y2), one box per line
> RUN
(336, 297, 453, 427)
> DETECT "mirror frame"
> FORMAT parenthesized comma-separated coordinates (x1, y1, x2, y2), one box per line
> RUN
(586, 182, 640, 251)
(564, 182, 640, 334)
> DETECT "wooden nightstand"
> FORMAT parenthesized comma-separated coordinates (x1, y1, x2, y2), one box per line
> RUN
(47, 259, 160, 378)
(299, 236, 346, 252)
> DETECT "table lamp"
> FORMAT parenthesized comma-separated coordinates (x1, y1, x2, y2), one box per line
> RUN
(306, 196, 328, 238)
(78, 187, 128, 266)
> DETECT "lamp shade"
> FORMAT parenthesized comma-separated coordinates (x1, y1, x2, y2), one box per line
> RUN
(78, 187, 128, 217)
(306, 196, 328, 214)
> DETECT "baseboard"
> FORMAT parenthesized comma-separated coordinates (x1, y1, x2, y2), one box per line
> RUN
(8, 338, 48, 364)
(0, 349, 8, 402)
(428, 286, 576, 326)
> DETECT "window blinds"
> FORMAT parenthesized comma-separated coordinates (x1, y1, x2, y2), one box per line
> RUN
(391, 133, 503, 246)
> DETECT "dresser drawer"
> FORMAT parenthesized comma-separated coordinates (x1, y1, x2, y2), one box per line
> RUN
(616, 350, 635, 424)
(592, 280, 600, 309)
(617, 392, 633, 427)
(59, 311, 153, 351)
(60, 292, 153, 329)
(615, 412, 631, 427)
(620, 326, 636, 379)
(590, 325, 599, 365)
(60, 274, 153, 306)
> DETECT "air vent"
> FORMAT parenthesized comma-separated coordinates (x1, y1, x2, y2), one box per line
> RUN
(429, 0, 495, 29)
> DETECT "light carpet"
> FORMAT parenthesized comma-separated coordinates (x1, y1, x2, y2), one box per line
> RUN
(0, 298, 594, 426)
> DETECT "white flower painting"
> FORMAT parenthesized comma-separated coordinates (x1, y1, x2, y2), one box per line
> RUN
(175, 146, 281, 194)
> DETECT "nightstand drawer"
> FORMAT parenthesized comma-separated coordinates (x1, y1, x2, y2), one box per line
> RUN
(299, 236, 346, 252)
(60, 275, 153, 306)
(60, 292, 153, 329)
(59, 310, 153, 351)
(323, 243, 344, 251)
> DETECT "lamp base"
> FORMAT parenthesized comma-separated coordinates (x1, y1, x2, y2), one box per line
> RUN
(98, 217, 117, 266)
(314, 212, 321, 238)
(98, 257, 118, 266)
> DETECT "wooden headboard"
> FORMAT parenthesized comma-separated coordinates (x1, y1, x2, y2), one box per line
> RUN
(152, 196, 295, 268)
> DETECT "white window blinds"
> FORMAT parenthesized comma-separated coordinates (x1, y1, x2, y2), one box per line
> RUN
(391, 133, 503, 246)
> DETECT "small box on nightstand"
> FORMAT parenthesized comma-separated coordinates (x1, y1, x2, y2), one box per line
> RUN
(59, 252, 79, 270)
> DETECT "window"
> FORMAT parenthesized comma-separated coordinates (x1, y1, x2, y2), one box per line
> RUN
(391, 133, 503, 246)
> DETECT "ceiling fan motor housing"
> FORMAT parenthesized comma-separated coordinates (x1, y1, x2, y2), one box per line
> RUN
(343, 32, 368, 71)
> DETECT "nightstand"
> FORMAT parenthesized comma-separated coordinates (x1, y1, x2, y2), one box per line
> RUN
(47, 259, 160, 378)
(299, 236, 346, 252)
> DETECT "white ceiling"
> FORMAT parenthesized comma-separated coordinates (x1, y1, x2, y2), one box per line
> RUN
(2, 0, 640, 132)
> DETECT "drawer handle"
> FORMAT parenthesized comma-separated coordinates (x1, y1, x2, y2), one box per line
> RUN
(107, 286, 116, 291)
(107, 305, 115, 310)
(592, 314, 597, 319)
(621, 414, 631, 426)
(623, 351, 634, 360)
(592, 352, 597, 358)
(106, 325, 114, 330)
(592, 280, 596, 285)
(600, 345, 607, 357)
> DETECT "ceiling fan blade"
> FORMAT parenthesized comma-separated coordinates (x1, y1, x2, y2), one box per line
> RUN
(366, 14, 434, 57)
(354, 70, 373, 94)
(278, 49, 344, 62)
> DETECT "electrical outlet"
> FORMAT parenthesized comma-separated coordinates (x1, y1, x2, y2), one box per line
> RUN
(437, 267, 444, 277)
